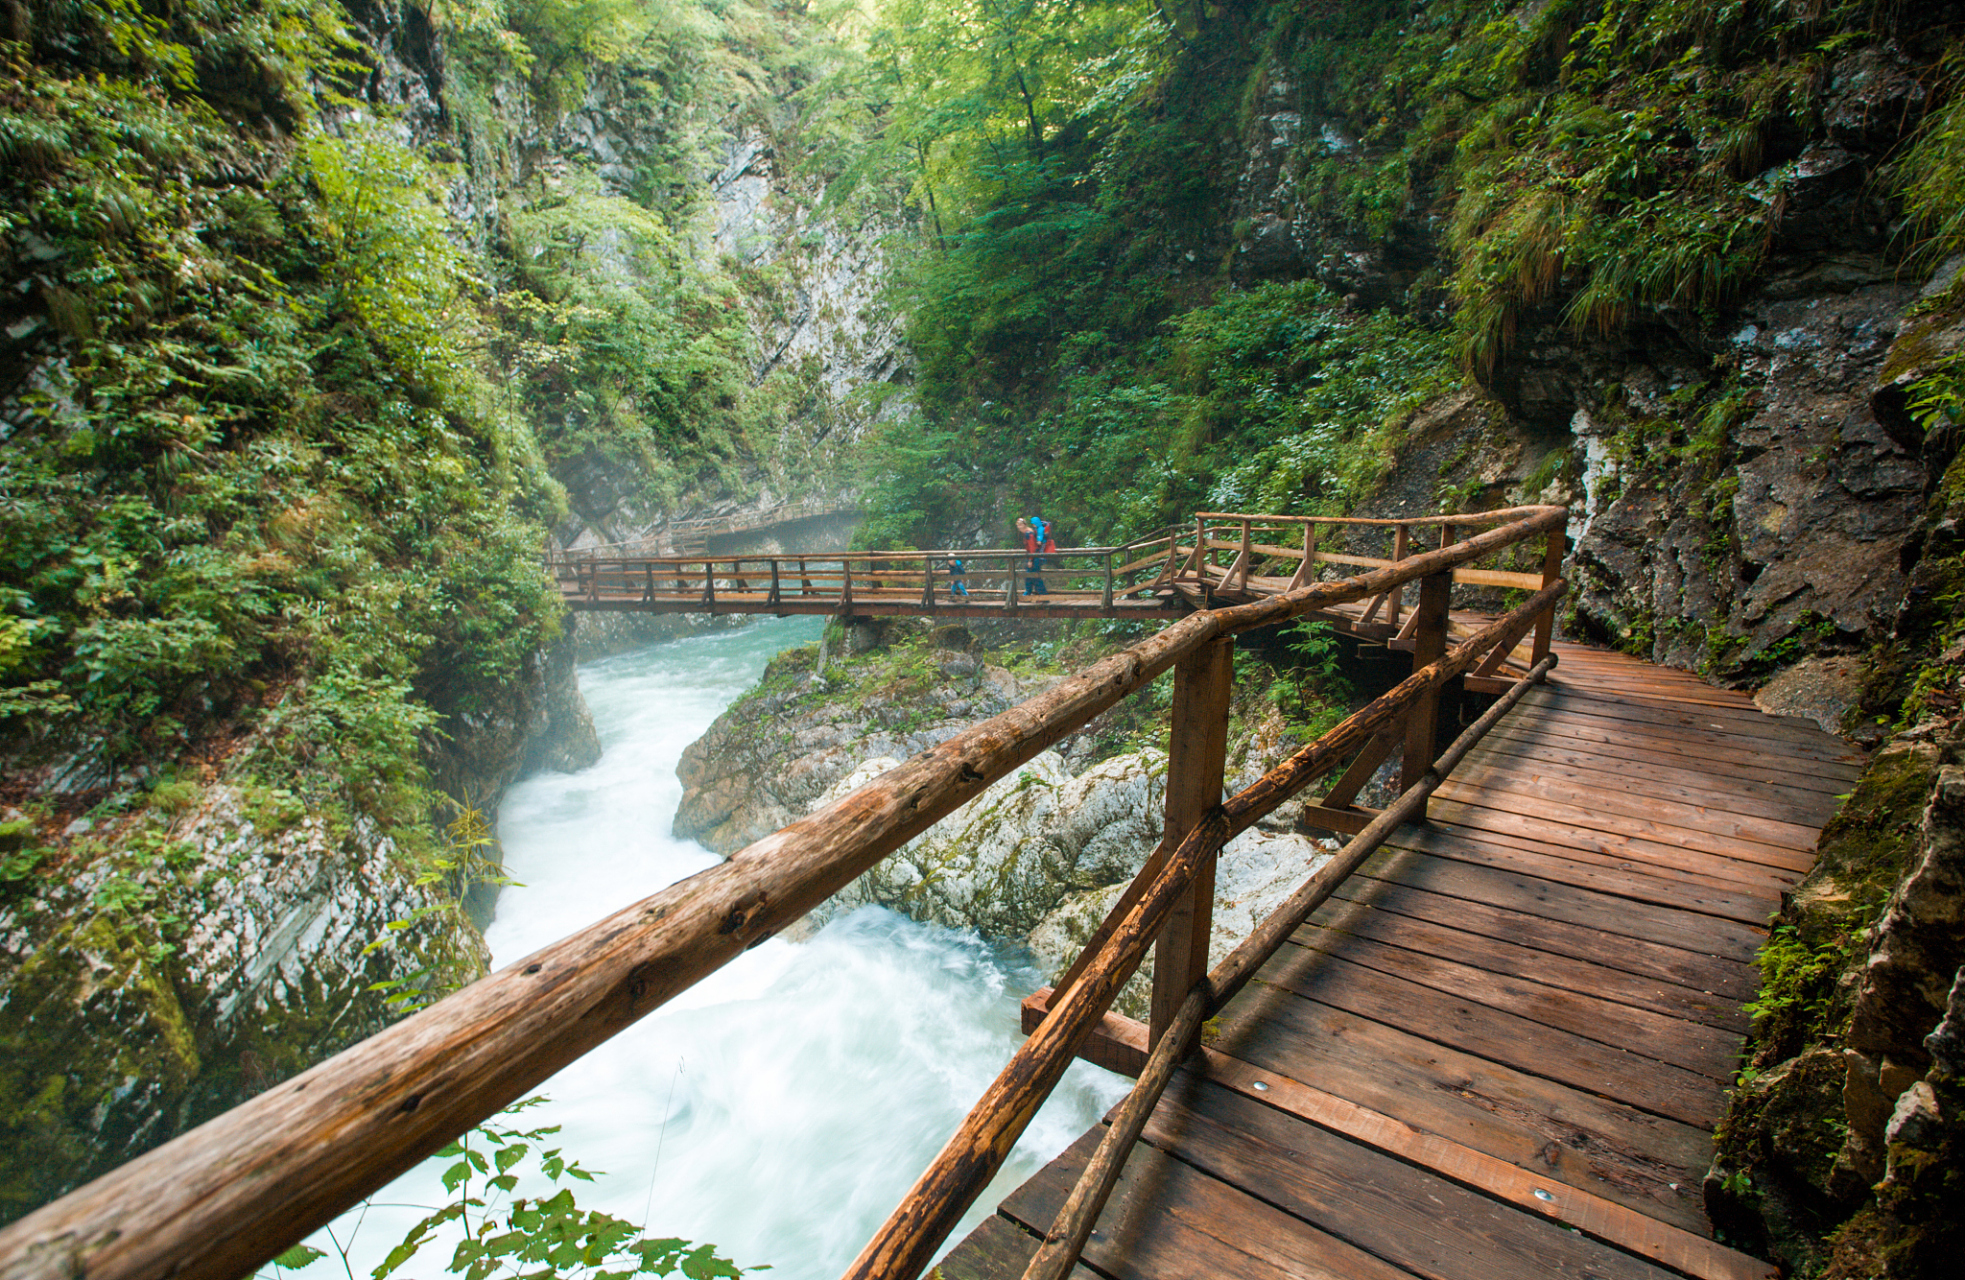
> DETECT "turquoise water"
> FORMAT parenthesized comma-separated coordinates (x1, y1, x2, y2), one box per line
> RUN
(305, 617, 1124, 1278)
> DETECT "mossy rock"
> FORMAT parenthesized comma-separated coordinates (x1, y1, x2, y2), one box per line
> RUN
(1711, 1046, 1857, 1272)
(1806, 743, 1940, 924)
(0, 910, 199, 1221)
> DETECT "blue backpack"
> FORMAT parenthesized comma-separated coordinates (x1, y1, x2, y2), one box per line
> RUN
(1029, 516, 1049, 546)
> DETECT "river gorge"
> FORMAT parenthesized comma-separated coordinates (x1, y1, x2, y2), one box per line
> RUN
(304, 619, 1127, 1278)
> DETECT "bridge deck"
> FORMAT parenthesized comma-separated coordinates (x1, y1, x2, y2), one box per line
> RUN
(941, 640, 1858, 1280)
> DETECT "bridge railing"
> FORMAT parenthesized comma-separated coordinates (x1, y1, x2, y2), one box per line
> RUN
(548, 524, 1190, 613)
(1188, 506, 1556, 610)
(0, 508, 1568, 1280)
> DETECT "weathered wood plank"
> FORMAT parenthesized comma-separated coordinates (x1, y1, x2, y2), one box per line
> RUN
(1359, 841, 1770, 959)
(935, 1215, 1102, 1280)
(1450, 751, 1833, 844)
(1479, 720, 1858, 794)
(1181, 1055, 1771, 1280)
(998, 1129, 1420, 1280)
(1327, 868, 1760, 1002)
(1143, 1076, 1689, 1280)
(1464, 734, 1848, 823)
(1518, 688, 1861, 757)
(1306, 892, 1753, 1032)
(1391, 819, 1787, 920)
(1250, 945, 1725, 1125)
(1432, 776, 1821, 867)
(1422, 798, 1808, 888)
(1286, 924, 1743, 1076)
(1210, 980, 1715, 1228)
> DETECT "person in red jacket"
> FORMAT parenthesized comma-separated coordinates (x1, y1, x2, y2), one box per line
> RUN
(1019, 516, 1054, 595)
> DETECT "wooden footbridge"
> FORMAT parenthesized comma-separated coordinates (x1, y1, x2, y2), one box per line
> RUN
(553, 512, 1562, 693)
(0, 506, 1857, 1280)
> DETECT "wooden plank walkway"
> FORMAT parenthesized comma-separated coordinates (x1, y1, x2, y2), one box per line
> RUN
(941, 640, 1861, 1280)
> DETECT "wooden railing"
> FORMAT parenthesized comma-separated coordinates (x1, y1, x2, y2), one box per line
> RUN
(0, 508, 1568, 1280)
(548, 524, 1187, 613)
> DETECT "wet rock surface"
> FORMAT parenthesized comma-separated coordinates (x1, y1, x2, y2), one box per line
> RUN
(679, 628, 1334, 1006)
(0, 787, 483, 1223)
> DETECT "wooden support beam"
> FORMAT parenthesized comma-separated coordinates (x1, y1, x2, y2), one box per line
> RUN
(1387, 524, 1409, 628)
(1322, 724, 1402, 811)
(1533, 515, 1567, 665)
(1020, 989, 1147, 1077)
(1016, 654, 1559, 1280)
(1150, 635, 1232, 1050)
(768, 559, 781, 606)
(1285, 522, 1315, 591)
(1401, 567, 1454, 796)
(1295, 802, 1380, 836)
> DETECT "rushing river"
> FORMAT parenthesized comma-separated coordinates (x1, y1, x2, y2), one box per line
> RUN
(306, 617, 1126, 1278)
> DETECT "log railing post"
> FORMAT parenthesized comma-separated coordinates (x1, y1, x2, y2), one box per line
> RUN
(1149, 634, 1232, 1049)
(1400, 565, 1453, 798)
(1533, 514, 1567, 665)
(1387, 524, 1410, 628)
(1230, 519, 1252, 591)
(768, 559, 782, 607)
(1101, 551, 1114, 611)
(1286, 520, 1315, 591)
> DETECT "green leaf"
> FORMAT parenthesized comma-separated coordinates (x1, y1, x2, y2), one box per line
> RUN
(272, 1244, 326, 1270)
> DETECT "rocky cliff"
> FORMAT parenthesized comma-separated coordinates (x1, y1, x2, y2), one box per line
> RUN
(1228, 37, 1945, 706)
(1204, 15, 1965, 1272)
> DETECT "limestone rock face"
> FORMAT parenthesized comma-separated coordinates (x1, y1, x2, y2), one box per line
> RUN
(520, 627, 604, 777)
(1836, 763, 1965, 1184)
(0, 787, 483, 1223)
(676, 631, 1335, 998)
(803, 748, 1332, 1014)
(1226, 63, 1430, 308)
(674, 642, 1045, 856)
(1028, 824, 1334, 1021)
(1567, 272, 1925, 672)
(814, 750, 1165, 939)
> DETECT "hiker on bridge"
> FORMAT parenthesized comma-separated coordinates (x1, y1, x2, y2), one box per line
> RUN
(942, 554, 969, 597)
(1019, 516, 1054, 595)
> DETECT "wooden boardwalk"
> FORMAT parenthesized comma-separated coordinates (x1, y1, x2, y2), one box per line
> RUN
(944, 640, 1859, 1280)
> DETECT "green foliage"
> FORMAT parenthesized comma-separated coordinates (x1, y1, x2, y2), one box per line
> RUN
(0, 2, 559, 845)
(0, 819, 50, 893)
(834, 1, 1912, 549)
(1178, 283, 1455, 515)
(302, 122, 477, 401)
(289, 1099, 749, 1280)
(1890, 41, 1965, 433)
(1743, 922, 1863, 1028)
